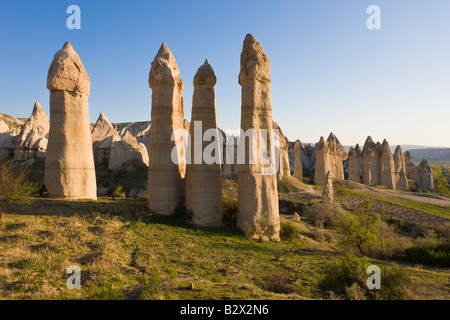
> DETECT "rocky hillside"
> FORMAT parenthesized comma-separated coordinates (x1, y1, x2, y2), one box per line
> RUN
(406, 148, 450, 162)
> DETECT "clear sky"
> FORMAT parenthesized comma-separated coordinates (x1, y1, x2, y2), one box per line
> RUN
(1, 0, 449, 147)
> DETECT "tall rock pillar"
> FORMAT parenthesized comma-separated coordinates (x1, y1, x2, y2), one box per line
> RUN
(148, 43, 186, 215)
(348, 147, 361, 183)
(45, 42, 97, 199)
(237, 34, 280, 241)
(362, 136, 380, 186)
(314, 137, 330, 186)
(380, 139, 395, 189)
(185, 60, 223, 226)
(393, 145, 408, 191)
(293, 141, 303, 181)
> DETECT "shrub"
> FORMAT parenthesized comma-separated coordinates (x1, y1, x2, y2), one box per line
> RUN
(336, 185, 351, 199)
(320, 253, 411, 300)
(280, 221, 300, 241)
(303, 202, 346, 228)
(107, 182, 125, 199)
(0, 161, 38, 219)
(261, 270, 297, 294)
(404, 243, 450, 267)
(335, 210, 380, 255)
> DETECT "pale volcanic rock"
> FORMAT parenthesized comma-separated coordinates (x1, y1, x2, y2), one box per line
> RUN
(114, 121, 152, 147)
(322, 170, 334, 204)
(416, 159, 434, 191)
(404, 151, 417, 182)
(109, 130, 149, 171)
(355, 144, 363, 176)
(314, 136, 331, 186)
(0, 120, 8, 134)
(348, 147, 361, 183)
(362, 136, 380, 186)
(45, 42, 97, 199)
(13, 102, 49, 161)
(379, 139, 395, 189)
(185, 60, 223, 226)
(273, 121, 291, 180)
(148, 43, 186, 215)
(237, 34, 280, 241)
(293, 141, 303, 181)
(326, 132, 346, 180)
(91, 112, 121, 165)
(393, 146, 408, 191)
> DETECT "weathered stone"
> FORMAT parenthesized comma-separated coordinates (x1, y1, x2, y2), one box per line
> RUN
(327, 132, 346, 180)
(362, 136, 380, 186)
(148, 43, 186, 215)
(314, 136, 330, 186)
(14, 102, 49, 161)
(355, 144, 363, 177)
(293, 141, 303, 181)
(322, 170, 334, 204)
(380, 139, 395, 189)
(404, 151, 417, 182)
(45, 42, 97, 199)
(273, 121, 290, 180)
(185, 60, 223, 226)
(348, 147, 361, 183)
(393, 145, 408, 191)
(108, 130, 149, 171)
(237, 34, 280, 241)
(91, 112, 121, 165)
(416, 159, 434, 191)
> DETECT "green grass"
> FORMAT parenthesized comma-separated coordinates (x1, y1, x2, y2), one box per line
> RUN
(349, 191, 450, 219)
(0, 197, 449, 300)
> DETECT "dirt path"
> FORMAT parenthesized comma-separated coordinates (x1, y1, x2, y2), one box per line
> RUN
(353, 184, 450, 207)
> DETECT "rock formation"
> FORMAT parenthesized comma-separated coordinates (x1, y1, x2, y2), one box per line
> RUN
(113, 121, 152, 147)
(13, 102, 49, 161)
(148, 43, 186, 215)
(185, 60, 223, 226)
(314, 137, 330, 186)
(348, 147, 361, 183)
(293, 141, 303, 181)
(327, 132, 346, 180)
(273, 121, 290, 180)
(109, 130, 149, 171)
(393, 145, 408, 191)
(355, 144, 363, 177)
(237, 34, 280, 241)
(404, 151, 417, 182)
(45, 42, 97, 199)
(416, 159, 434, 191)
(379, 139, 395, 189)
(362, 136, 380, 186)
(322, 170, 334, 204)
(91, 112, 122, 165)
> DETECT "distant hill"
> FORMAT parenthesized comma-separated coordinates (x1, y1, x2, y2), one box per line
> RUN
(405, 148, 450, 163)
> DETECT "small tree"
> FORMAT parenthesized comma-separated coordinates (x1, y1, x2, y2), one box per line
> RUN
(335, 210, 380, 255)
(0, 161, 38, 219)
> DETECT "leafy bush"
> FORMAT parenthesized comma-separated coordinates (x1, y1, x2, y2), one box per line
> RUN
(0, 161, 39, 219)
(303, 202, 346, 228)
(335, 210, 380, 255)
(107, 182, 125, 199)
(280, 221, 300, 241)
(404, 243, 450, 267)
(320, 253, 411, 300)
(336, 185, 351, 199)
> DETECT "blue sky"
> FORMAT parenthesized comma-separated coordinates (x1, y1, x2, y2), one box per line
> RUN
(1, 0, 449, 147)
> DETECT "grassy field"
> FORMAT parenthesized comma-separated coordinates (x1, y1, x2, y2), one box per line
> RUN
(0, 183, 449, 300)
